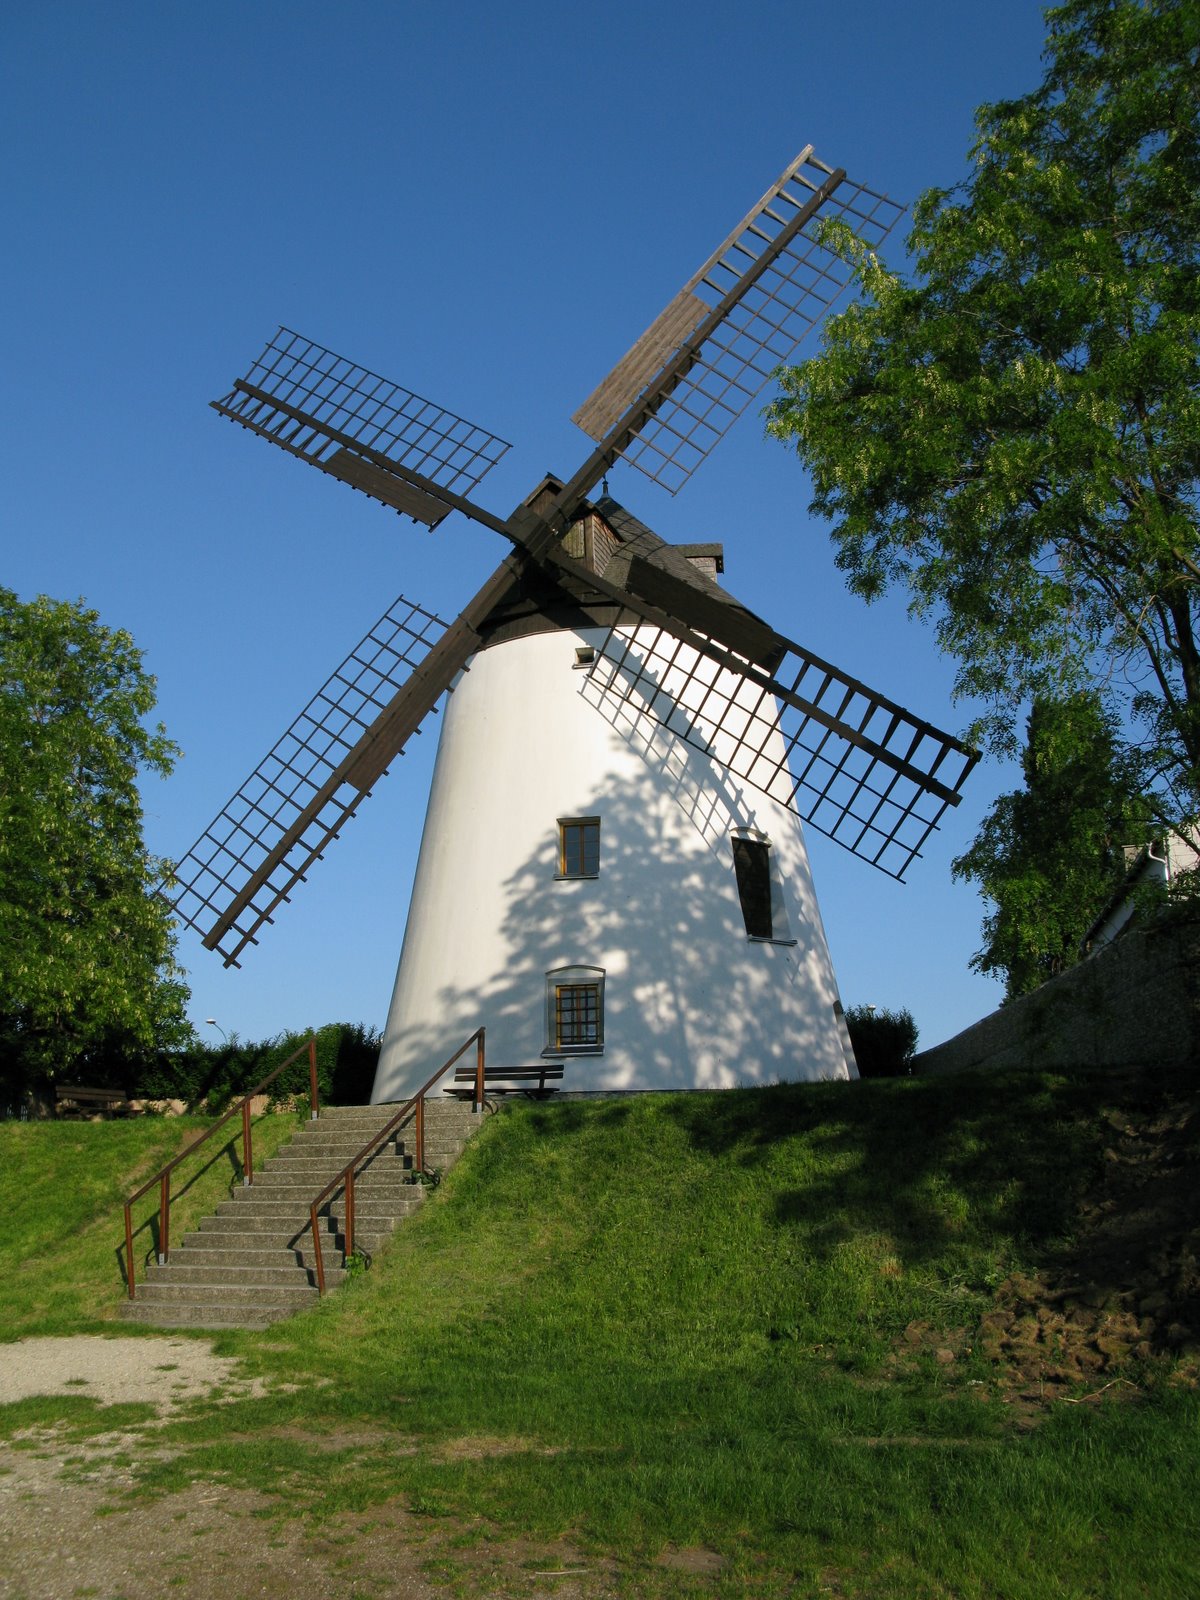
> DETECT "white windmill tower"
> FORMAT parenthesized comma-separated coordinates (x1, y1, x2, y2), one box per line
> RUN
(169, 148, 978, 1098)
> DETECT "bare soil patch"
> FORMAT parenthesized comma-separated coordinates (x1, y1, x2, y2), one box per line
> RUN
(0, 1425, 616, 1600)
(893, 1069, 1200, 1419)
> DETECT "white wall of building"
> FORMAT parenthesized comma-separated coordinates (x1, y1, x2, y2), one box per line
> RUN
(371, 625, 857, 1101)
(1087, 832, 1200, 951)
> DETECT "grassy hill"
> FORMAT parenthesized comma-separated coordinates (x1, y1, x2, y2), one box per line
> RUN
(0, 1109, 300, 1333)
(3, 1063, 1198, 1597)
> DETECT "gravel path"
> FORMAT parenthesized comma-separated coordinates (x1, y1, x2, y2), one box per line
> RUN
(0, 1334, 268, 1413)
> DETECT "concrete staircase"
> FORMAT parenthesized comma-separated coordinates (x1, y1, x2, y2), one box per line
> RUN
(120, 1098, 482, 1330)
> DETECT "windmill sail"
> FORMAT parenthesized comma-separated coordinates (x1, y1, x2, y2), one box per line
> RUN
(570, 148, 903, 496)
(212, 328, 512, 528)
(586, 617, 975, 880)
(170, 593, 465, 966)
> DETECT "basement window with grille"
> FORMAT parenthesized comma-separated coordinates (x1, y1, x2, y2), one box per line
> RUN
(557, 816, 600, 878)
(544, 966, 605, 1055)
(731, 830, 796, 945)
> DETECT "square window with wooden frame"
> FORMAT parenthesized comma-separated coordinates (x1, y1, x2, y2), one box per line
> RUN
(545, 965, 605, 1054)
(557, 816, 600, 878)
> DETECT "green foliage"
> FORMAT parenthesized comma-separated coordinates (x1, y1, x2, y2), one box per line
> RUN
(953, 693, 1155, 995)
(845, 1004, 919, 1076)
(131, 1021, 380, 1109)
(0, 588, 191, 1097)
(766, 0, 1200, 825)
(342, 1250, 371, 1280)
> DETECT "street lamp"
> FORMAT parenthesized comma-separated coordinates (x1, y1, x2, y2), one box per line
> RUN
(204, 1018, 229, 1045)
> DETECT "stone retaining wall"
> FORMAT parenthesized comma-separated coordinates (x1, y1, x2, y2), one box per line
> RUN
(914, 908, 1200, 1076)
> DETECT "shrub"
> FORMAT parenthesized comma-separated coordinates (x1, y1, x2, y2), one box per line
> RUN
(845, 1006, 918, 1078)
(129, 1022, 380, 1110)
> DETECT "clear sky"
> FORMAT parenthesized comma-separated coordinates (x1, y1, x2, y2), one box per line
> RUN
(2, 0, 1054, 1054)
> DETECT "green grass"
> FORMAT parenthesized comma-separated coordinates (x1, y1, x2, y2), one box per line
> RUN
(4, 1066, 1198, 1596)
(0, 1108, 302, 1336)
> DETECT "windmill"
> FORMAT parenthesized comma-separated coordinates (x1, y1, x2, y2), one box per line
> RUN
(171, 146, 978, 1096)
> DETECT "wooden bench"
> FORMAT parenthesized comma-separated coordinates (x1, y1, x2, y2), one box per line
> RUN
(54, 1084, 132, 1119)
(446, 1065, 564, 1100)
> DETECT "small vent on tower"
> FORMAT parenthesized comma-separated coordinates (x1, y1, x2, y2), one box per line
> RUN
(574, 646, 596, 669)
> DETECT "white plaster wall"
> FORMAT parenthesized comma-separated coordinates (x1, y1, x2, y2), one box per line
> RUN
(371, 626, 857, 1101)
(1090, 833, 1200, 951)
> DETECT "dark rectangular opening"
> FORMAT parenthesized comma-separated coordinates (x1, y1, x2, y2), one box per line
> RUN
(732, 836, 773, 938)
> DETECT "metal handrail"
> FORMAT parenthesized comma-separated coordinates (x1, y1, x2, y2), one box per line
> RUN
(122, 1036, 319, 1298)
(307, 1027, 485, 1294)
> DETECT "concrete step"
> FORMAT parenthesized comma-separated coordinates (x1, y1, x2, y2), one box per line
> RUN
(318, 1106, 479, 1133)
(196, 1213, 339, 1238)
(326, 1212, 420, 1233)
(328, 1189, 428, 1211)
(276, 1146, 404, 1165)
(284, 1132, 467, 1158)
(142, 1261, 342, 1289)
(321, 1102, 471, 1118)
(265, 1139, 403, 1159)
(188, 1229, 349, 1256)
(208, 1196, 425, 1224)
(120, 1302, 282, 1330)
(163, 1245, 314, 1271)
(211, 1196, 340, 1216)
(254, 1162, 410, 1184)
(308, 1114, 410, 1130)
(170, 1248, 339, 1273)
(133, 1281, 318, 1308)
(238, 1176, 426, 1199)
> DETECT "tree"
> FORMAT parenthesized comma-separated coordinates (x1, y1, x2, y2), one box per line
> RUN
(951, 693, 1153, 995)
(767, 0, 1200, 831)
(844, 1005, 918, 1077)
(0, 588, 191, 1093)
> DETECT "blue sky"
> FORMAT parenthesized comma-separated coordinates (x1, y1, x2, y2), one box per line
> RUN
(2, 0, 1054, 1053)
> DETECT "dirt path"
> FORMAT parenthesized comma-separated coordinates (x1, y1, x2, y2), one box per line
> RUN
(0, 1336, 610, 1600)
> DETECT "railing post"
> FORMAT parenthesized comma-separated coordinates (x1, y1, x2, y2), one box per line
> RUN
(242, 1098, 253, 1186)
(415, 1096, 425, 1173)
(124, 1203, 136, 1298)
(308, 1035, 319, 1120)
(158, 1172, 170, 1265)
(310, 1204, 326, 1295)
(473, 1027, 485, 1112)
(345, 1168, 355, 1259)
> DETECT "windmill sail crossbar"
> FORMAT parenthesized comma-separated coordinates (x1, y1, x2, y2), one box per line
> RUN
(571, 151, 905, 496)
(215, 382, 460, 528)
(587, 621, 978, 881)
(169, 594, 457, 966)
(212, 327, 511, 525)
